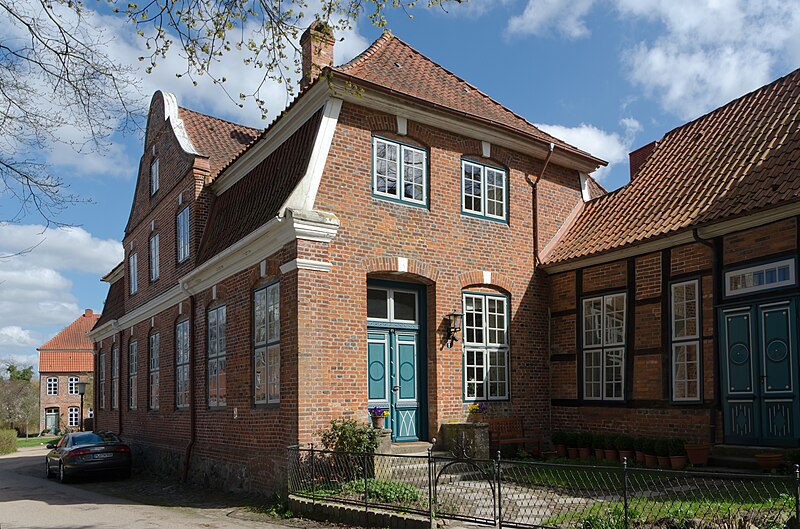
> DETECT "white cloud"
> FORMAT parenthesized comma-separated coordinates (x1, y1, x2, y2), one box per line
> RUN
(507, 0, 596, 38)
(536, 118, 640, 181)
(0, 327, 41, 348)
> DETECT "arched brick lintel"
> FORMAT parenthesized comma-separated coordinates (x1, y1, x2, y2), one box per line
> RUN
(458, 270, 513, 295)
(363, 257, 440, 284)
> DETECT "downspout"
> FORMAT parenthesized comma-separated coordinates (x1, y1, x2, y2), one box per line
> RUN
(117, 329, 123, 435)
(692, 228, 719, 444)
(528, 142, 555, 267)
(182, 284, 196, 482)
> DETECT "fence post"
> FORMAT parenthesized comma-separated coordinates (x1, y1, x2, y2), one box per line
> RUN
(623, 457, 629, 529)
(363, 451, 369, 512)
(496, 451, 503, 529)
(794, 464, 799, 525)
(310, 443, 316, 505)
(428, 441, 434, 529)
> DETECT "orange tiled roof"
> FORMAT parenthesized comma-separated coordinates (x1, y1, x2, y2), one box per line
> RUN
(543, 67, 800, 266)
(38, 310, 99, 352)
(39, 352, 94, 373)
(333, 33, 603, 165)
(178, 107, 260, 178)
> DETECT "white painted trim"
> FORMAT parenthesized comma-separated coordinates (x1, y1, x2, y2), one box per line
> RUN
(284, 98, 343, 212)
(481, 141, 491, 158)
(398, 257, 409, 273)
(724, 258, 796, 297)
(103, 262, 124, 284)
(279, 258, 333, 273)
(579, 173, 592, 202)
(159, 92, 199, 155)
(396, 115, 408, 136)
(260, 260, 267, 277)
(483, 271, 492, 284)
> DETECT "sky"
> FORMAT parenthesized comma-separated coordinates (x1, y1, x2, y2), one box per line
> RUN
(2, 0, 800, 370)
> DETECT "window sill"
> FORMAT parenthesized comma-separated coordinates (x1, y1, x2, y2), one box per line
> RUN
(372, 194, 429, 210)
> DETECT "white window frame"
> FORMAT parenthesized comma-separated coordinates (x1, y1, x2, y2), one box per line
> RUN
(149, 233, 160, 281)
(46, 377, 58, 396)
(367, 287, 418, 324)
(150, 158, 160, 195)
(177, 207, 190, 263)
(462, 292, 509, 401)
(129, 341, 138, 409)
(254, 283, 280, 404)
(111, 346, 119, 410)
(149, 333, 160, 410)
(724, 258, 796, 297)
(99, 352, 106, 409)
(461, 160, 507, 221)
(208, 305, 227, 407)
(67, 406, 79, 428)
(176, 320, 190, 408)
(671, 280, 701, 402)
(68, 376, 79, 395)
(582, 292, 626, 401)
(372, 137, 427, 206)
(129, 253, 138, 294)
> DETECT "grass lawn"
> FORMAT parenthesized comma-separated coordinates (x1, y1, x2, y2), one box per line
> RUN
(17, 437, 58, 448)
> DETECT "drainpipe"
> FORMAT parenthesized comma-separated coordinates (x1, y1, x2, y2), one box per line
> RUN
(117, 329, 123, 435)
(528, 142, 555, 266)
(692, 228, 719, 444)
(182, 284, 196, 482)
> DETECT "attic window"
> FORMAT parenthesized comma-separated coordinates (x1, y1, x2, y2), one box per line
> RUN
(150, 158, 160, 195)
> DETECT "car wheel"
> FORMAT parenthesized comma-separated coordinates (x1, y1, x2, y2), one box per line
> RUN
(58, 463, 69, 484)
(45, 459, 52, 479)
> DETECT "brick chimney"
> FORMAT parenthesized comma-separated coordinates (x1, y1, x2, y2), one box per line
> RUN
(84, 309, 94, 317)
(300, 21, 335, 91)
(628, 140, 658, 181)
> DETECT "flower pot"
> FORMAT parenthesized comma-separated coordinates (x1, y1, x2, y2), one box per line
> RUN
(468, 413, 485, 423)
(567, 447, 579, 459)
(657, 455, 671, 469)
(645, 454, 658, 468)
(371, 415, 385, 429)
(635, 450, 646, 463)
(670, 455, 688, 470)
(604, 449, 619, 461)
(542, 450, 558, 460)
(685, 443, 710, 467)
(555, 444, 567, 458)
(619, 450, 634, 463)
(755, 453, 783, 472)
(594, 448, 606, 460)
(579, 447, 592, 459)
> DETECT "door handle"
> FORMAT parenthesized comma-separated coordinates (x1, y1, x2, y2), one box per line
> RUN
(392, 385, 400, 392)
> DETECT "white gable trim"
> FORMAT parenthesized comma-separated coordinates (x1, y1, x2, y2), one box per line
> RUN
(160, 92, 199, 155)
(579, 173, 592, 202)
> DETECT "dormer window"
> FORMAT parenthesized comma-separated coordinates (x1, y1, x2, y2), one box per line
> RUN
(372, 137, 427, 206)
(150, 158, 160, 195)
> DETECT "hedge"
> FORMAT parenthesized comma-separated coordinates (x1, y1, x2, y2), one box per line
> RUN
(0, 430, 17, 455)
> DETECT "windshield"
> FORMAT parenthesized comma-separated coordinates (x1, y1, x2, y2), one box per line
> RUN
(71, 432, 121, 446)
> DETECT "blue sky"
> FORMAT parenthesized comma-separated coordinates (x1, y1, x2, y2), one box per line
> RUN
(2, 0, 800, 369)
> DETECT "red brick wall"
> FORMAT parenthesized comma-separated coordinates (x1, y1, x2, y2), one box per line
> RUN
(39, 372, 92, 432)
(723, 218, 796, 265)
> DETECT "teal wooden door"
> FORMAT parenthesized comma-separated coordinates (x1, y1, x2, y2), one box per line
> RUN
(367, 330, 420, 441)
(720, 300, 800, 445)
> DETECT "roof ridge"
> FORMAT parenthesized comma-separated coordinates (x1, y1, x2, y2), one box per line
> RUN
(178, 106, 261, 133)
(336, 30, 394, 71)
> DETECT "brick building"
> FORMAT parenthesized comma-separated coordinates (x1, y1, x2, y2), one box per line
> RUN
(90, 24, 800, 493)
(39, 309, 99, 433)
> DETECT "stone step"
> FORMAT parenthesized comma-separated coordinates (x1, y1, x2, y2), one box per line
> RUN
(706, 455, 762, 471)
(389, 442, 433, 455)
(711, 444, 784, 458)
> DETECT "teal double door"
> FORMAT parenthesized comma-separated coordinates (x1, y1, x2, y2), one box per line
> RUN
(367, 282, 426, 442)
(720, 299, 800, 446)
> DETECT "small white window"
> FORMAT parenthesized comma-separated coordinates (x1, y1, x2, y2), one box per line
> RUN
(149, 234, 160, 281)
(254, 283, 280, 404)
(367, 287, 418, 323)
(176, 320, 190, 408)
(129, 253, 138, 294)
(671, 280, 701, 401)
(582, 293, 626, 401)
(177, 207, 190, 263)
(463, 293, 509, 401)
(725, 258, 795, 297)
(462, 160, 507, 221)
(372, 137, 427, 205)
(68, 376, 79, 395)
(129, 341, 138, 409)
(150, 158, 160, 195)
(46, 377, 58, 396)
(149, 333, 160, 410)
(67, 407, 79, 428)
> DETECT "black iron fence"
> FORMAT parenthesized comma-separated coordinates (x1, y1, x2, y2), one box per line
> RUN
(288, 445, 799, 529)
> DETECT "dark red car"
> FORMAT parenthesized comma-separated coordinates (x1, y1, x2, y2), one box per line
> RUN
(45, 431, 132, 483)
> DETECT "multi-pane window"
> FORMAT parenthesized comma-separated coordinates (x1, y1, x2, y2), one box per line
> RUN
(129, 253, 138, 294)
(254, 283, 280, 404)
(462, 160, 507, 220)
(582, 293, 626, 401)
(99, 352, 106, 409)
(68, 376, 79, 395)
(176, 320, 190, 408)
(725, 258, 795, 296)
(149, 234, 160, 281)
(672, 280, 700, 401)
(46, 377, 58, 396)
(463, 293, 509, 401)
(150, 158, 159, 195)
(128, 341, 138, 409)
(111, 346, 119, 409)
(177, 207, 190, 263)
(68, 407, 79, 428)
(149, 333, 160, 410)
(208, 306, 227, 407)
(372, 137, 427, 205)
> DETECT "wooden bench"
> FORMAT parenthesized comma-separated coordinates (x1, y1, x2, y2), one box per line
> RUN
(485, 417, 540, 456)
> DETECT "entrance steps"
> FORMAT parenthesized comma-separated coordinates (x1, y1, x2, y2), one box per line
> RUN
(389, 442, 433, 456)
(708, 444, 787, 471)
(383, 443, 487, 486)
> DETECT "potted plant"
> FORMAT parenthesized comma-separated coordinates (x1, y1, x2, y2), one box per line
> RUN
(634, 437, 646, 463)
(655, 439, 671, 469)
(604, 434, 619, 461)
(368, 406, 389, 429)
(468, 402, 488, 422)
(617, 435, 635, 463)
(578, 433, 592, 460)
(755, 452, 784, 472)
(669, 438, 688, 470)
(593, 433, 606, 460)
(684, 441, 710, 466)
(552, 432, 567, 458)
(566, 433, 579, 459)
(643, 439, 658, 468)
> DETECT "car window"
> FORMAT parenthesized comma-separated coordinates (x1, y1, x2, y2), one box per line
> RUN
(72, 432, 121, 446)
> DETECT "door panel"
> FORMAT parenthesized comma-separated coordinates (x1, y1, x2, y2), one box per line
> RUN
(367, 333, 389, 429)
(721, 308, 759, 444)
(758, 301, 798, 445)
(394, 332, 419, 442)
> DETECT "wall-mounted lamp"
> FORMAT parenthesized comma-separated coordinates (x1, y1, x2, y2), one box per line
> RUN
(445, 312, 463, 349)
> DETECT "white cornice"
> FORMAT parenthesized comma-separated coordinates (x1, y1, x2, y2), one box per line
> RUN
(160, 91, 199, 155)
(279, 258, 333, 273)
(102, 262, 124, 284)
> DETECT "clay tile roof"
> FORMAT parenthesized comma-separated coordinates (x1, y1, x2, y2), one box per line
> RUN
(334, 33, 601, 163)
(543, 67, 800, 266)
(585, 175, 607, 200)
(178, 107, 261, 178)
(39, 352, 94, 373)
(38, 310, 100, 352)
(95, 279, 125, 328)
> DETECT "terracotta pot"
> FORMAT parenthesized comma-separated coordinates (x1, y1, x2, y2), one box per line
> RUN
(567, 447, 579, 459)
(371, 415, 385, 429)
(685, 443, 710, 466)
(619, 450, 634, 463)
(605, 449, 619, 461)
(670, 455, 688, 470)
(555, 444, 567, 458)
(468, 413, 484, 423)
(595, 448, 606, 459)
(657, 455, 671, 469)
(542, 450, 558, 460)
(645, 454, 658, 468)
(635, 450, 646, 463)
(579, 447, 592, 459)
(755, 453, 783, 472)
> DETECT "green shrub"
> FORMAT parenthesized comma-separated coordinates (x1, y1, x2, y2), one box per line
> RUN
(578, 432, 593, 448)
(342, 479, 421, 504)
(633, 437, 645, 452)
(0, 430, 16, 455)
(565, 432, 580, 448)
(642, 438, 656, 455)
(591, 433, 603, 449)
(668, 438, 686, 456)
(320, 419, 379, 453)
(552, 431, 567, 445)
(605, 434, 619, 450)
(614, 435, 634, 451)
(654, 438, 670, 457)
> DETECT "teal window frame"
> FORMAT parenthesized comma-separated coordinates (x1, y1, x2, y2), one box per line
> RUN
(461, 159, 508, 222)
(253, 282, 280, 405)
(462, 291, 510, 402)
(371, 136, 428, 208)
